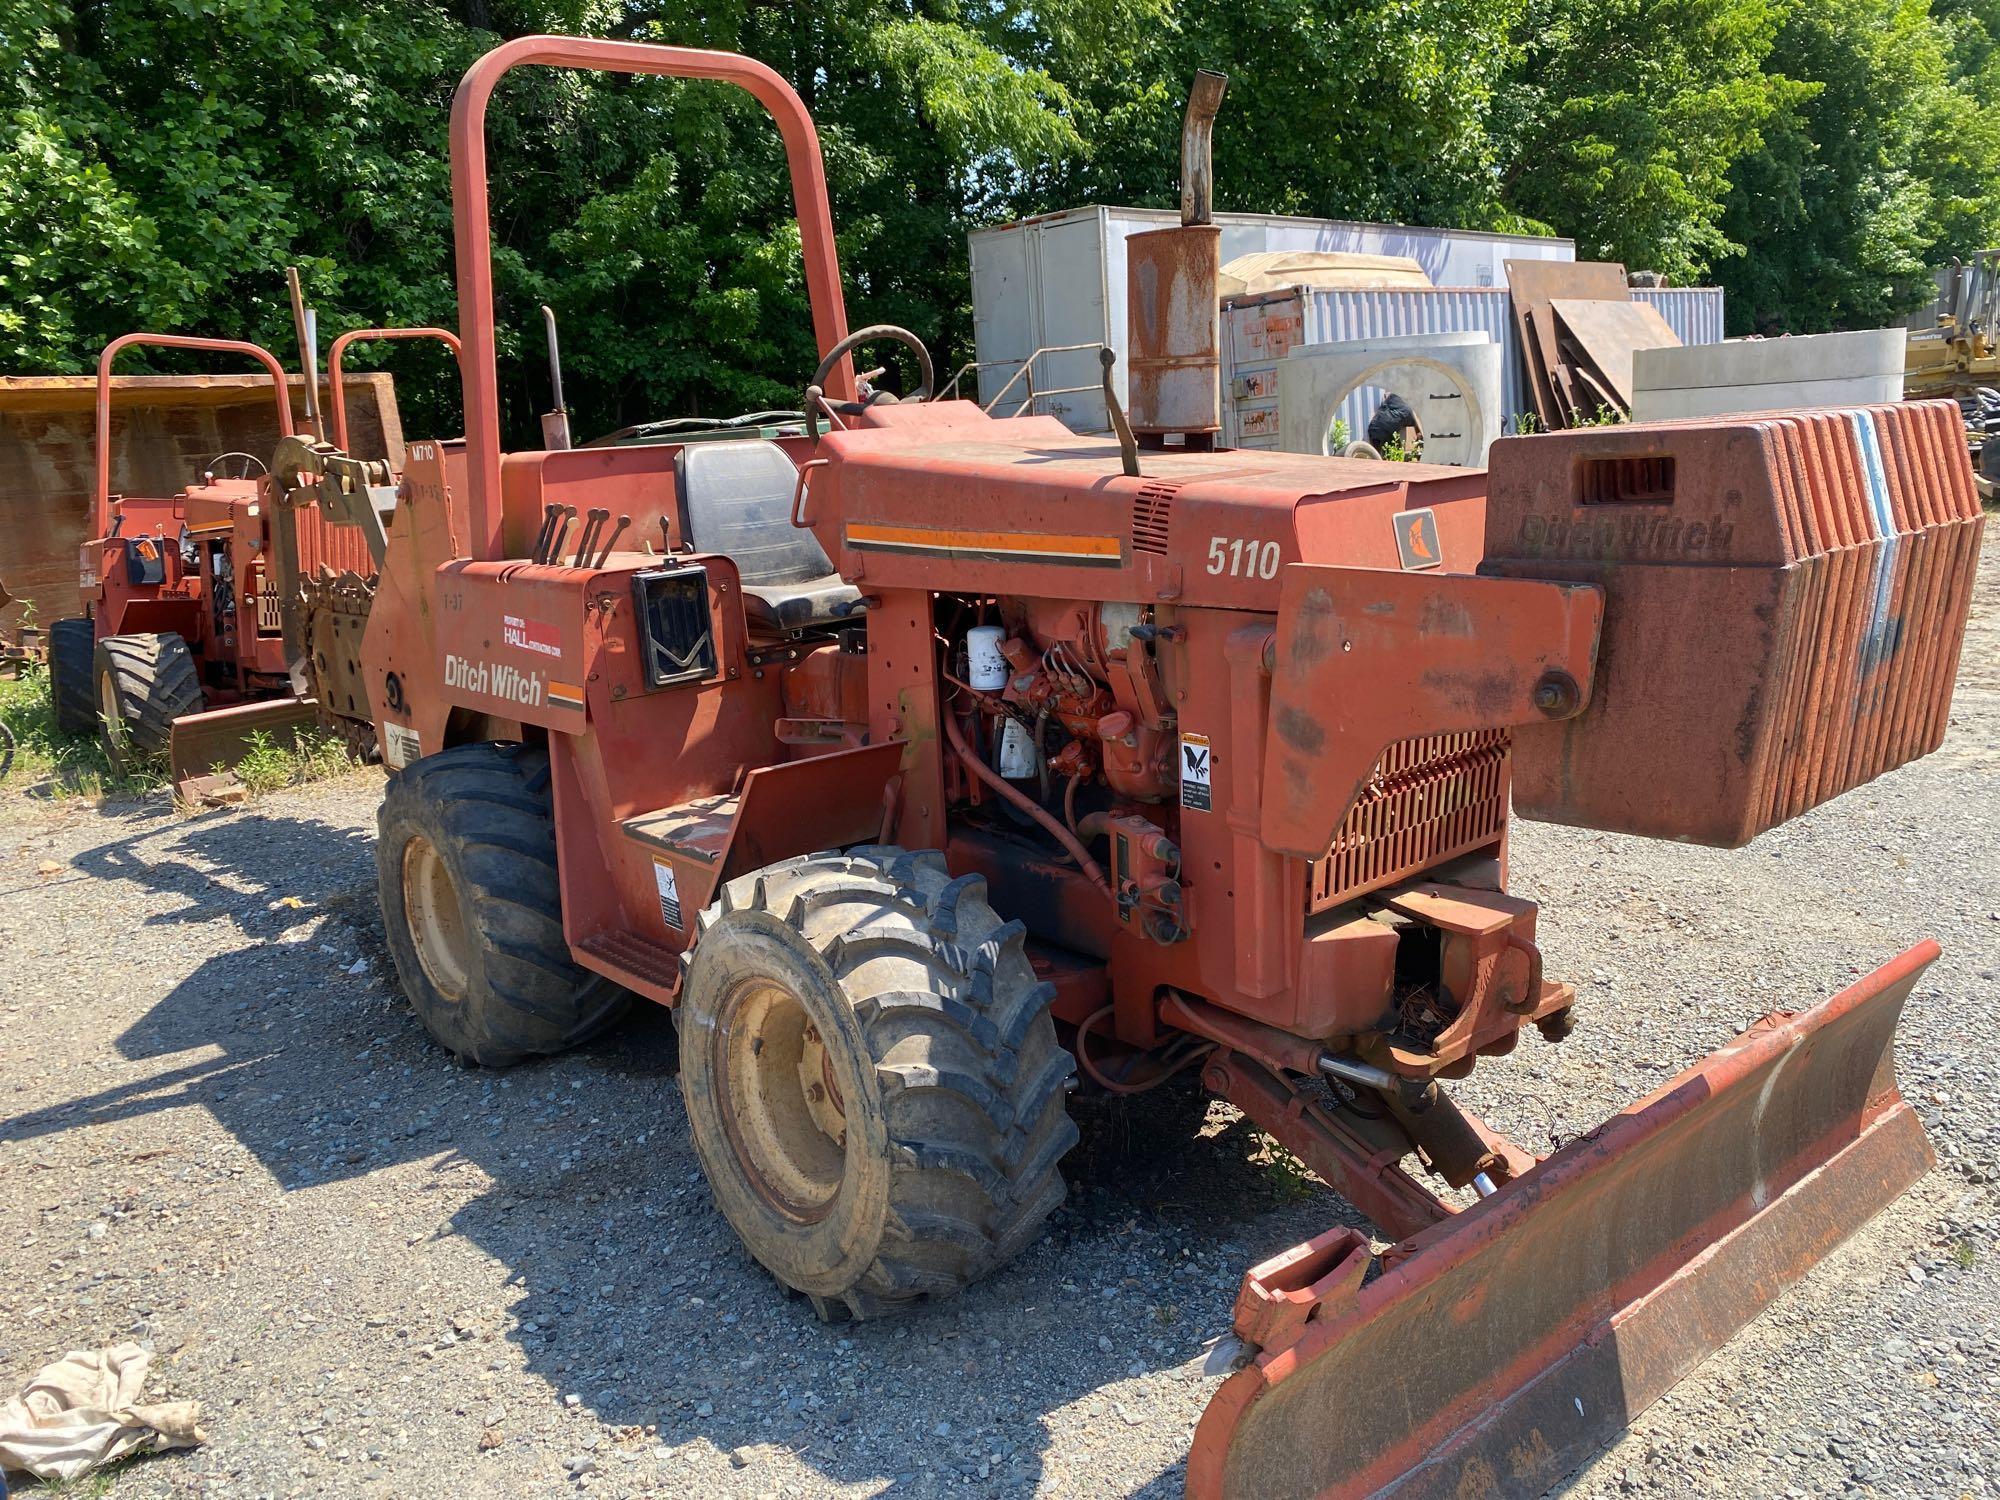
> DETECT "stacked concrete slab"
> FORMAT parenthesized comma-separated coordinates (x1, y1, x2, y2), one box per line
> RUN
(1631, 329, 1905, 421)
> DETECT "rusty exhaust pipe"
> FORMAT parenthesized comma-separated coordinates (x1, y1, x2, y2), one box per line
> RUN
(1180, 69, 1228, 227)
(1128, 69, 1228, 449)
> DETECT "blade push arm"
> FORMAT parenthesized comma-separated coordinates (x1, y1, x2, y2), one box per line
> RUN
(1259, 566, 1603, 858)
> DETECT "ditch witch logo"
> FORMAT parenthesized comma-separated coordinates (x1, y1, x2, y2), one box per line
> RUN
(1517, 511, 1737, 558)
(445, 653, 544, 707)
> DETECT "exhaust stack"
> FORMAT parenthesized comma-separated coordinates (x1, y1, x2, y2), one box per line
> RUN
(1127, 70, 1227, 450)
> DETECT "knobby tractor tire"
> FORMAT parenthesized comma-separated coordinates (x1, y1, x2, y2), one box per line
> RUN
(678, 846, 1079, 1320)
(93, 632, 204, 770)
(48, 617, 98, 738)
(375, 741, 629, 1066)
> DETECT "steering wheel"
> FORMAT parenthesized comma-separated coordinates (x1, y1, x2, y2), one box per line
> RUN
(804, 324, 935, 439)
(202, 451, 269, 482)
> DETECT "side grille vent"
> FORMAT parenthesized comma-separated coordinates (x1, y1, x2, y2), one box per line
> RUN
(1308, 731, 1511, 912)
(1131, 481, 1179, 555)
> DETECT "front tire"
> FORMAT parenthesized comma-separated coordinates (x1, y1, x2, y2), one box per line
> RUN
(48, 618, 98, 737)
(93, 632, 203, 770)
(678, 847, 1077, 1319)
(376, 741, 629, 1066)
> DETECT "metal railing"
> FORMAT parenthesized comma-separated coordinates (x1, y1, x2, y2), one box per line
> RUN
(940, 343, 1112, 426)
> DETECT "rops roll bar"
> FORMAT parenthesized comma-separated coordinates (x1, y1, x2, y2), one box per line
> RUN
(449, 36, 855, 560)
(94, 334, 294, 535)
(327, 328, 463, 453)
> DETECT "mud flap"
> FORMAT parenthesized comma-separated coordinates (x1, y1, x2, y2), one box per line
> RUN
(1187, 941, 1939, 1500)
(168, 698, 322, 801)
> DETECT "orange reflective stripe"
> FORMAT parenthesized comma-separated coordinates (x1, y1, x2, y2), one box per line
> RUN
(843, 523, 1122, 563)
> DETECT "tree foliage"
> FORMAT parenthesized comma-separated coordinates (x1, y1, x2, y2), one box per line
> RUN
(4, 0, 1999, 437)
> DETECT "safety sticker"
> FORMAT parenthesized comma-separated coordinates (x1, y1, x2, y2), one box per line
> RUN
(653, 859, 683, 931)
(382, 722, 421, 770)
(1179, 731, 1213, 812)
(1393, 507, 1443, 571)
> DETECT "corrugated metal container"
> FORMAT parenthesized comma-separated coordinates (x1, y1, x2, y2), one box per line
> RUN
(968, 206, 1576, 431)
(1645, 286, 1725, 347)
(1220, 284, 1726, 450)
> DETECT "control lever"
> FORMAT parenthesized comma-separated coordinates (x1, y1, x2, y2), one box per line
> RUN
(548, 505, 578, 564)
(594, 514, 631, 567)
(572, 507, 610, 567)
(531, 502, 564, 564)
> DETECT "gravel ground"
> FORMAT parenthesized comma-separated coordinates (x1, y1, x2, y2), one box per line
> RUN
(1, 542, 1995, 1500)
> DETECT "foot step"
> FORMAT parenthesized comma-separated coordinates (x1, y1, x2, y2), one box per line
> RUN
(621, 793, 739, 864)
(578, 930, 684, 996)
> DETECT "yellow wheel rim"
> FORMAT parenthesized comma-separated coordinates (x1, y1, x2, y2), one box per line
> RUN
(401, 835, 472, 1002)
(716, 977, 848, 1222)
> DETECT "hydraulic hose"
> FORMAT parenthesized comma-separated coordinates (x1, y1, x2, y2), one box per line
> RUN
(942, 709, 1113, 902)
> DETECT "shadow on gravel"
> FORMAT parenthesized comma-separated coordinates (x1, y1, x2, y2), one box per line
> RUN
(1, 803, 1351, 1498)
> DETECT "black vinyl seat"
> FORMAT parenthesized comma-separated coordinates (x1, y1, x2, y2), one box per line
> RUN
(673, 440, 862, 631)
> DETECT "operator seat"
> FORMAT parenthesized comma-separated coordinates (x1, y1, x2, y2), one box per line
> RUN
(673, 439, 861, 631)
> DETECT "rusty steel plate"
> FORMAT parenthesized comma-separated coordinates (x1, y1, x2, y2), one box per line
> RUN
(1549, 298, 1679, 410)
(1504, 261, 1631, 427)
(1258, 565, 1602, 859)
(1186, 941, 1939, 1500)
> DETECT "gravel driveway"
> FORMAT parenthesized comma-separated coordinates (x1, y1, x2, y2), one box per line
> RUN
(2, 543, 1995, 1500)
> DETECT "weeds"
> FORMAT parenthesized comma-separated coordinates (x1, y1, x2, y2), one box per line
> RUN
(0, 665, 357, 803)
(34, 1472, 115, 1499)
(231, 726, 357, 795)
(0, 664, 153, 800)
(1250, 1132, 1320, 1202)
(1952, 1238, 1976, 1271)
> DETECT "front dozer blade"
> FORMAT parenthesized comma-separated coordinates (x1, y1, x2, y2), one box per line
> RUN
(168, 697, 322, 802)
(1188, 941, 1939, 1500)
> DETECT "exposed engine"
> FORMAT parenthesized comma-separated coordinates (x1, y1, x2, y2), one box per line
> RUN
(942, 596, 1185, 945)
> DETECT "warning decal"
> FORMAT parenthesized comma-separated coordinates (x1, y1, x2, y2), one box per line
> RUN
(653, 859, 683, 931)
(382, 722, 421, 770)
(1179, 731, 1213, 812)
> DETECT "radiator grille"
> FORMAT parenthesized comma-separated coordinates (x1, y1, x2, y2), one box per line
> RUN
(1131, 481, 1177, 555)
(1307, 730, 1511, 913)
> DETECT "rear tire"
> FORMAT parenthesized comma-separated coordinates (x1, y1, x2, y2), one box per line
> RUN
(376, 741, 629, 1066)
(93, 632, 204, 770)
(49, 618, 97, 737)
(678, 846, 1077, 1319)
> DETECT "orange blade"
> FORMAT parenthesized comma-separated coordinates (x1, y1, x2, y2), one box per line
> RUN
(1188, 941, 1939, 1500)
(168, 697, 322, 800)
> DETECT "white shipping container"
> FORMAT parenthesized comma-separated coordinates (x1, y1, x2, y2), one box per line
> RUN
(967, 205, 1578, 431)
(1220, 284, 1726, 451)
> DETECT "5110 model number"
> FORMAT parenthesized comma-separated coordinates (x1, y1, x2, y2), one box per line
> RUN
(1205, 536, 1282, 579)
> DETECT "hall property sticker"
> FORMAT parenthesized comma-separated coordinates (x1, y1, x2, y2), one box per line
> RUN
(1179, 731, 1213, 811)
(653, 859, 683, 931)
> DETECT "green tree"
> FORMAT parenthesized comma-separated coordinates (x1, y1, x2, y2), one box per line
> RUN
(11, 0, 2000, 424)
(0, 0, 482, 431)
(1032, 0, 1523, 231)
(1494, 0, 1801, 283)
(0, 0, 1085, 440)
(1714, 0, 2000, 330)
